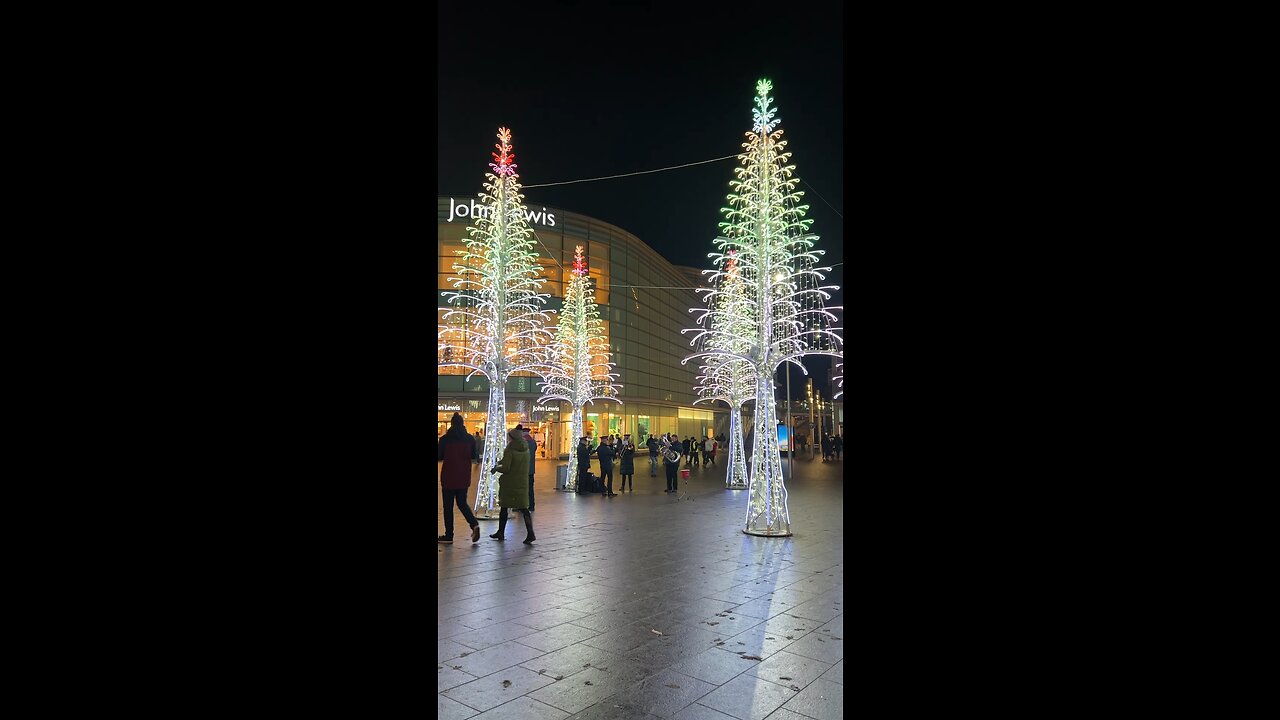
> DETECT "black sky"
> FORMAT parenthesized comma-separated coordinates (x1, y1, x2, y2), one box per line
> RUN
(438, 0, 845, 396)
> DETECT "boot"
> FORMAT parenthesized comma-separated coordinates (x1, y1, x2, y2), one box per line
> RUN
(522, 510, 535, 544)
(490, 509, 507, 541)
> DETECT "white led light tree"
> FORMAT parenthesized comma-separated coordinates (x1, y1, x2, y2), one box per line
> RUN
(833, 360, 843, 400)
(538, 245, 620, 491)
(439, 127, 552, 519)
(684, 80, 843, 537)
(691, 250, 754, 489)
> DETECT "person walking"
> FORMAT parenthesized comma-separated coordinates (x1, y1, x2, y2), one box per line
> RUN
(702, 436, 714, 466)
(663, 433, 681, 493)
(821, 434, 833, 462)
(647, 435, 659, 476)
(833, 434, 843, 461)
(438, 412, 482, 543)
(618, 434, 635, 492)
(473, 430, 484, 465)
(488, 427, 535, 544)
(597, 436, 617, 496)
(518, 424, 537, 511)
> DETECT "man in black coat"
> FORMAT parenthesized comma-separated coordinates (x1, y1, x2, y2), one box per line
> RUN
(577, 436, 595, 490)
(596, 438, 617, 496)
(647, 436, 659, 476)
(664, 433, 681, 493)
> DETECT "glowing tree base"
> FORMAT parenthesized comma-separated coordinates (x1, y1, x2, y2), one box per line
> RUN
(744, 375, 791, 537)
(473, 385, 507, 520)
(561, 406, 584, 492)
(725, 406, 748, 489)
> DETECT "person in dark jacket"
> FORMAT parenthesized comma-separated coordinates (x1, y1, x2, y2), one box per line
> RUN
(618, 434, 635, 492)
(596, 437, 617, 496)
(576, 436, 595, 490)
(821, 434, 833, 462)
(438, 413, 481, 543)
(518, 424, 536, 511)
(833, 434, 843, 460)
(663, 433, 681, 492)
(682, 437, 692, 467)
(647, 436, 659, 476)
(489, 427, 534, 543)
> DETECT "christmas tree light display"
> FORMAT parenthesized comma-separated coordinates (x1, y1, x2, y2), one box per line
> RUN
(538, 245, 620, 491)
(439, 127, 552, 519)
(833, 360, 843, 400)
(691, 250, 754, 489)
(684, 80, 843, 537)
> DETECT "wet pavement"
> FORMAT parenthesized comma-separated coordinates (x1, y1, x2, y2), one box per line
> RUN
(437, 450, 845, 720)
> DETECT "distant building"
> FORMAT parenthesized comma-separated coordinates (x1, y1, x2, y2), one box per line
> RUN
(437, 197, 726, 457)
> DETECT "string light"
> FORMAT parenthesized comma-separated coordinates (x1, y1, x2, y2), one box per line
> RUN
(438, 127, 553, 519)
(537, 245, 621, 491)
(683, 79, 843, 537)
(689, 250, 754, 488)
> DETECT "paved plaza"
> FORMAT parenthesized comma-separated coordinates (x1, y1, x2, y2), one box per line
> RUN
(437, 450, 845, 720)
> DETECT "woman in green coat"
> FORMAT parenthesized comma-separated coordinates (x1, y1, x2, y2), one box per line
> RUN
(488, 427, 535, 544)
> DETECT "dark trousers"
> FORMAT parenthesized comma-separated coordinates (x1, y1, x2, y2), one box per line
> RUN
(496, 507, 532, 538)
(665, 462, 678, 491)
(704, 450, 714, 465)
(620, 474, 632, 491)
(578, 465, 590, 486)
(442, 486, 478, 538)
(600, 464, 614, 493)
(528, 474, 535, 510)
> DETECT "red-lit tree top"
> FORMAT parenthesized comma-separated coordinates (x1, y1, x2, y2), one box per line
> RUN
(489, 126, 517, 177)
(572, 244, 587, 276)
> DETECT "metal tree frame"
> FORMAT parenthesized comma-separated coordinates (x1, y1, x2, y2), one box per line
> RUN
(438, 127, 552, 520)
(683, 80, 843, 537)
(537, 245, 621, 491)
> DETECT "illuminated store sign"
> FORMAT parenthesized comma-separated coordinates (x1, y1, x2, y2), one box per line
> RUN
(446, 197, 556, 227)
(533, 405, 559, 413)
(438, 402, 462, 412)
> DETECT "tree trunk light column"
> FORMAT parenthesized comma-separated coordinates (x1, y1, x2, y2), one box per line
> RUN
(475, 381, 507, 519)
(726, 405, 748, 489)
(565, 405, 583, 492)
(746, 372, 791, 536)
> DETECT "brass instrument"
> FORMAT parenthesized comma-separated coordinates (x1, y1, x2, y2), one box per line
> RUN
(661, 436, 681, 463)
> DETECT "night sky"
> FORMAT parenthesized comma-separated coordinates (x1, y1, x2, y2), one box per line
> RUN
(438, 0, 845, 397)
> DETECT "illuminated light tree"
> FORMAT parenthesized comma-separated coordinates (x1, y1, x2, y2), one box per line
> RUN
(684, 80, 843, 537)
(439, 127, 552, 519)
(833, 360, 843, 400)
(690, 250, 754, 489)
(538, 244, 620, 491)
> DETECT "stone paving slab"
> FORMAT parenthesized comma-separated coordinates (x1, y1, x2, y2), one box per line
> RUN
(438, 454, 843, 719)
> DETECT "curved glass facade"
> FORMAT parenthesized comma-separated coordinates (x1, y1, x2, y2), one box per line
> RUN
(437, 196, 725, 459)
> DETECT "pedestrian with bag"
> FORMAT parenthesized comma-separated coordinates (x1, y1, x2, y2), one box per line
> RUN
(647, 435, 659, 476)
(488, 427, 535, 544)
(438, 412, 482, 544)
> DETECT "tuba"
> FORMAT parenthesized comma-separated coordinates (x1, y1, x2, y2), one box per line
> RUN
(661, 437, 681, 463)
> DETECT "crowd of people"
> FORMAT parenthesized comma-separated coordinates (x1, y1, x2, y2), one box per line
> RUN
(439, 414, 844, 544)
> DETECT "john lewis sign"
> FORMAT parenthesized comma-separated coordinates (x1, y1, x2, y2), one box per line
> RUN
(446, 197, 556, 227)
